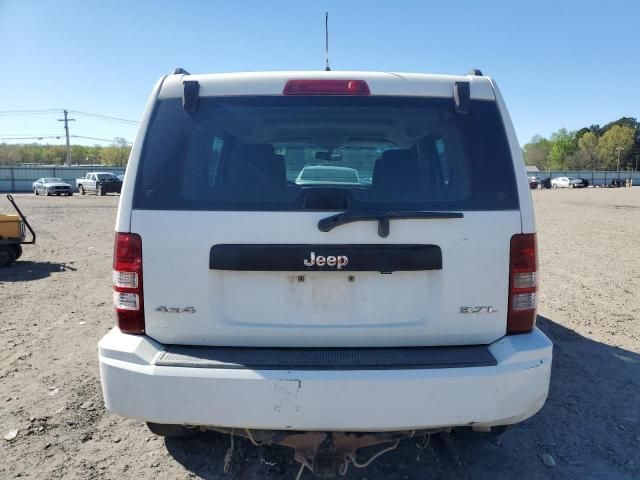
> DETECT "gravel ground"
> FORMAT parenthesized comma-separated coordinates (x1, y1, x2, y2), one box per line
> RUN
(0, 189, 638, 480)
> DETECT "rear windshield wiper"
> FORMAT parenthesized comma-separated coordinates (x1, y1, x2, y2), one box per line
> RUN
(318, 210, 464, 237)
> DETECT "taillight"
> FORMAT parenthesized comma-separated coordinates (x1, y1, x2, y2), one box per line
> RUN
(507, 233, 538, 334)
(113, 232, 144, 334)
(283, 79, 370, 95)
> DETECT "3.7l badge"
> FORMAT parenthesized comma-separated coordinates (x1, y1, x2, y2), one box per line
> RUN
(459, 306, 497, 314)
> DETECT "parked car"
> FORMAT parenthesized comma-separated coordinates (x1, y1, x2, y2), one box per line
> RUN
(99, 69, 552, 474)
(527, 176, 539, 189)
(570, 177, 587, 188)
(32, 178, 73, 196)
(540, 177, 552, 189)
(551, 176, 585, 188)
(609, 178, 626, 187)
(76, 172, 122, 195)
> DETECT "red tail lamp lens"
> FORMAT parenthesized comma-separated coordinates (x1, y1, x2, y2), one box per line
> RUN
(283, 79, 371, 95)
(113, 232, 145, 334)
(507, 233, 538, 334)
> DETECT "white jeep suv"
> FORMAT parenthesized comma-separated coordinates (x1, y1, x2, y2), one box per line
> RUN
(99, 69, 552, 474)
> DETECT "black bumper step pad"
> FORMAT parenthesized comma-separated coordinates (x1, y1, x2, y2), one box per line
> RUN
(156, 344, 496, 370)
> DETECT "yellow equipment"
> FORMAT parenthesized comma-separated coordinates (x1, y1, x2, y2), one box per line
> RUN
(0, 195, 36, 267)
(0, 215, 21, 238)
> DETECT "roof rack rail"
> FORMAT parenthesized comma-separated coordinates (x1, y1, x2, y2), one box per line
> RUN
(173, 68, 190, 75)
(467, 69, 483, 76)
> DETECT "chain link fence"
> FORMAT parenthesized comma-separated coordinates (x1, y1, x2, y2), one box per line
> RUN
(0, 166, 126, 192)
(1, 165, 638, 192)
(529, 170, 639, 187)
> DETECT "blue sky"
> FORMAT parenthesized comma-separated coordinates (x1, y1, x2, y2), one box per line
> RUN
(1, 0, 638, 147)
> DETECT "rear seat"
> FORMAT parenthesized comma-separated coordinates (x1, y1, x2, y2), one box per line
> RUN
(372, 149, 422, 198)
(226, 144, 287, 199)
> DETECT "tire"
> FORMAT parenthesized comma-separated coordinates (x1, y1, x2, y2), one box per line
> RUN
(34, 188, 38, 196)
(45, 188, 51, 196)
(570, 183, 574, 189)
(98, 186, 105, 196)
(67, 192, 73, 196)
(146, 422, 199, 437)
(79, 185, 85, 195)
(0, 245, 17, 267)
(10, 244, 23, 260)
(553, 184, 558, 189)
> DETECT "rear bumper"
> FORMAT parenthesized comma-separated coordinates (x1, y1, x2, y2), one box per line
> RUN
(98, 328, 552, 431)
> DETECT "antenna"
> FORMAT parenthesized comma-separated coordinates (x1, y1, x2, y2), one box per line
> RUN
(325, 12, 331, 71)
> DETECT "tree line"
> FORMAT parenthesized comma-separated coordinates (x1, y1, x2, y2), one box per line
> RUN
(523, 117, 640, 171)
(0, 137, 131, 166)
(2, 120, 639, 171)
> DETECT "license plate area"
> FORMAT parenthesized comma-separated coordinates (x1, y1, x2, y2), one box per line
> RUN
(214, 270, 431, 328)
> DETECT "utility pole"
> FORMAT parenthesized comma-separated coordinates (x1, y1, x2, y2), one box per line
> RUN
(615, 146, 623, 180)
(57, 109, 75, 166)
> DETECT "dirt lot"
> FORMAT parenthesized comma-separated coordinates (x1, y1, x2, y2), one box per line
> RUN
(1, 189, 638, 480)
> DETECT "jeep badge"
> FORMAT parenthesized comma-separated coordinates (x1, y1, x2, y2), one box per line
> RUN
(303, 252, 349, 269)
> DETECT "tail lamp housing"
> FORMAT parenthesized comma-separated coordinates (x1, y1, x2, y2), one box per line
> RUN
(507, 233, 538, 334)
(113, 232, 145, 334)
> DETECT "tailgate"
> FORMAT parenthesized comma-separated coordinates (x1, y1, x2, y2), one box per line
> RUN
(134, 210, 520, 347)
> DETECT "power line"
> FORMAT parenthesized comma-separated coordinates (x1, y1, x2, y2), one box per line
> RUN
(0, 109, 139, 124)
(71, 135, 131, 143)
(0, 133, 65, 137)
(67, 110, 139, 125)
(0, 135, 64, 140)
(0, 109, 61, 116)
(0, 108, 135, 154)
(71, 126, 136, 135)
(0, 127, 132, 136)
(0, 134, 130, 143)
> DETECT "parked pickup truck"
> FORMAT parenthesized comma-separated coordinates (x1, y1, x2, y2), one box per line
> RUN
(76, 172, 122, 196)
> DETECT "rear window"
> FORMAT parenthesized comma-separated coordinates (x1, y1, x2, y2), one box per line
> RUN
(134, 96, 518, 211)
(97, 173, 118, 180)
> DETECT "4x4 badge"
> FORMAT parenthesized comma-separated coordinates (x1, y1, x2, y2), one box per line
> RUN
(156, 306, 196, 313)
(303, 252, 349, 269)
